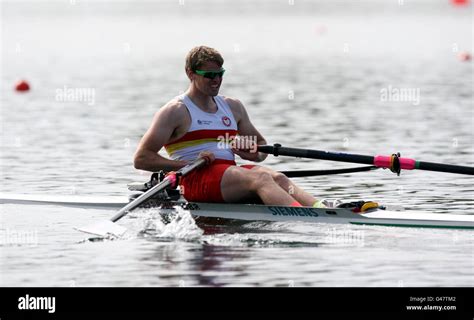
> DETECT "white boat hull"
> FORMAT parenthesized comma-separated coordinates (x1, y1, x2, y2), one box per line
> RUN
(166, 201, 474, 229)
(1, 193, 473, 229)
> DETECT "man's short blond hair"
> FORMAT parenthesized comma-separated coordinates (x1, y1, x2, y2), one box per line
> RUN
(185, 46, 224, 72)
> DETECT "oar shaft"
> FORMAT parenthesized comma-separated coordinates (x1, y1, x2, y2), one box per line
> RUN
(258, 145, 374, 164)
(258, 145, 474, 175)
(110, 179, 172, 222)
(280, 166, 378, 177)
(373, 155, 474, 175)
(111, 157, 208, 222)
(417, 161, 474, 175)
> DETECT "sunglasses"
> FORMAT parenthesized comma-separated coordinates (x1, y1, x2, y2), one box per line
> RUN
(195, 68, 225, 79)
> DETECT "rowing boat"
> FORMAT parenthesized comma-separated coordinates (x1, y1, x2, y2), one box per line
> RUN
(1, 193, 473, 230)
(2, 146, 473, 237)
(147, 199, 474, 229)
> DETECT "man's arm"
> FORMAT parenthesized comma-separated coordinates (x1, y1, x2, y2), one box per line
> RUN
(226, 98, 268, 162)
(134, 102, 188, 172)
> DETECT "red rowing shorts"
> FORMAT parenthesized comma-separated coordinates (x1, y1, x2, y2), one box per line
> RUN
(180, 159, 255, 203)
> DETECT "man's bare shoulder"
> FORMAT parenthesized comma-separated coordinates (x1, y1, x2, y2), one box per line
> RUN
(222, 96, 243, 108)
(153, 98, 189, 125)
(159, 98, 187, 116)
(221, 96, 245, 118)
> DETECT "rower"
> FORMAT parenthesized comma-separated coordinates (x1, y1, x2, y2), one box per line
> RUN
(133, 46, 320, 207)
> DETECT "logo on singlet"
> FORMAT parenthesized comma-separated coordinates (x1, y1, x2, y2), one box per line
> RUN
(221, 116, 231, 127)
(197, 120, 212, 125)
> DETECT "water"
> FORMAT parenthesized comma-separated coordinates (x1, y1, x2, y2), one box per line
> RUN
(1, 0, 473, 287)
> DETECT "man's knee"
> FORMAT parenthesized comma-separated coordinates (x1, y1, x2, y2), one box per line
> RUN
(272, 172, 289, 186)
(247, 171, 274, 191)
(252, 167, 289, 186)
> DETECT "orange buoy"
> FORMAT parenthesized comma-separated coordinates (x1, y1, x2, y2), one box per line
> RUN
(15, 80, 30, 92)
(458, 51, 472, 61)
(451, 0, 469, 6)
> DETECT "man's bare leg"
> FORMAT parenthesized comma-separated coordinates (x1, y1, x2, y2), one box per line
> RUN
(220, 166, 300, 206)
(249, 166, 318, 206)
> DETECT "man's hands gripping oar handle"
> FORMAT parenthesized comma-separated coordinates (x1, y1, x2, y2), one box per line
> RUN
(258, 144, 474, 176)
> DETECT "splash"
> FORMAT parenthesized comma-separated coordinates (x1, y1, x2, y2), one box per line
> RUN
(134, 206, 204, 241)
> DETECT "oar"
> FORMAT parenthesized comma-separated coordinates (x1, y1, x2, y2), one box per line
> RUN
(280, 166, 378, 177)
(75, 157, 210, 237)
(259, 144, 474, 176)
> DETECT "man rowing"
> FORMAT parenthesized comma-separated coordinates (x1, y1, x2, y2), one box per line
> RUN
(134, 46, 320, 207)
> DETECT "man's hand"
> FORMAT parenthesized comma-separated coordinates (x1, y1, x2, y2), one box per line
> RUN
(198, 151, 216, 165)
(231, 136, 262, 162)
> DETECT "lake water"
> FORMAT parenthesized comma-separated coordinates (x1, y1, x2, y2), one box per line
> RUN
(0, 0, 473, 287)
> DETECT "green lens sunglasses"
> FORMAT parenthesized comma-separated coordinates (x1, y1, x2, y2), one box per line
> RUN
(195, 68, 225, 79)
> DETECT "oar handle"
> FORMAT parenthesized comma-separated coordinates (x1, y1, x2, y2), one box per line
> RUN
(258, 144, 474, 175)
